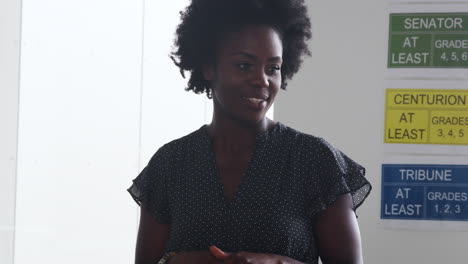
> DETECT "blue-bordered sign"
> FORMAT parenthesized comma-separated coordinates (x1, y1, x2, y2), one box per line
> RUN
(381, 164, 468, 221)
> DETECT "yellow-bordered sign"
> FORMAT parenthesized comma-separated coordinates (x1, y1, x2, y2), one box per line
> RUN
(385, 89, 468, 145)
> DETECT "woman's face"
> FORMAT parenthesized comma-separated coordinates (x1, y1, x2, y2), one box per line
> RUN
(205, 25, 283, 125)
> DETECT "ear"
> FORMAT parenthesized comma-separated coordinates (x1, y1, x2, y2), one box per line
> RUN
(202, 64, 215, 81)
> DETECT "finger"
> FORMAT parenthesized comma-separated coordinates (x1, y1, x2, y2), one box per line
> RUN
(209, 245, 229, 260)
(224, 254, 248, 264)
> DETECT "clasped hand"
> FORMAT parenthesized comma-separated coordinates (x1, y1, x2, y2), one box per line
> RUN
(169, 245, 282, 264)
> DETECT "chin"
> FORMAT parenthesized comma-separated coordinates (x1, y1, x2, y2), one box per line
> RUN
(222, 103, 268, 126)
(241, 113, 267, 125)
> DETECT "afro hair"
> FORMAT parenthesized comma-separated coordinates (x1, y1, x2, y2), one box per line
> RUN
(171, 0, 312, 98)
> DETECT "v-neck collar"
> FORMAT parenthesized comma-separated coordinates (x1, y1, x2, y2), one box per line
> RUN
(199, 122, 283, 205)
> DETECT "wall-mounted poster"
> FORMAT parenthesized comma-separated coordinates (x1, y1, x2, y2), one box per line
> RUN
(386, 2, 468, 79)
(382, 1, 468, 230)
(380, 155, 468, 230)
(383, 80, 468, 155)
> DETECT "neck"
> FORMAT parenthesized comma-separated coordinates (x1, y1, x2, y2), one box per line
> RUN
(206, 111, 275, 150)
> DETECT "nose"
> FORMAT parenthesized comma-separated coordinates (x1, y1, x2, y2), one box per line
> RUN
(252, 68, 269, 88)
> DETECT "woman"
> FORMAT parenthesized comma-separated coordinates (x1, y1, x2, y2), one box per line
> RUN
(128, 0, 371, 263)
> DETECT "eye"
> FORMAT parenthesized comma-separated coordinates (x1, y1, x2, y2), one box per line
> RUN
(236, 63, 252, 71)
(267, 65, 281, 75)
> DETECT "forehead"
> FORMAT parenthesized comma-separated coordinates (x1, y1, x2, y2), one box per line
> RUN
(216, 25, 283, 58)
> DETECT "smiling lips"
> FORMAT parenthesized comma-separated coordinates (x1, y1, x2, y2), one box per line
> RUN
(241, 96, 268, 103)
(240, 96, 268, 110)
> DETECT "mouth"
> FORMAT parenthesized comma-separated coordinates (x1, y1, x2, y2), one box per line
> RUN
(240, 96, 269, 110)
(241, 96, 268, 104)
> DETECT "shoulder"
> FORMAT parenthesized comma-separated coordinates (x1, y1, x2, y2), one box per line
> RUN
(280, 124, 340, 159)
(280, 124, 360, 176)
(281, 125, 371, 214)
(148, 126, 205, 164)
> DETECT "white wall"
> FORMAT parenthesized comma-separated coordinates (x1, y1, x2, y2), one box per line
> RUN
(2, 0, 214, 263)
(14, 1, 145, 263)
(0, 0, 21, 263)
(275, 1, 468, 264)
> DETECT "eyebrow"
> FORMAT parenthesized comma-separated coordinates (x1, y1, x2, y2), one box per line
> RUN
(228, 52, 282, 62)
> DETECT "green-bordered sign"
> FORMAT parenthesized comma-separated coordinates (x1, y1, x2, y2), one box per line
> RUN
(388, 13, 468, 68)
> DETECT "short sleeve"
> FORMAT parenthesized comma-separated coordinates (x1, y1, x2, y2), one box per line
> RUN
(307, 138, 372, 217)
(127, 144, 171, 224)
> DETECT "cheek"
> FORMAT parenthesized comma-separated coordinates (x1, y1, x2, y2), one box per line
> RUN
(274, 74, 282, 88)
(213, 79, 239, 105)
(217, 78, 241, 97)
(269, 79, 281, 98)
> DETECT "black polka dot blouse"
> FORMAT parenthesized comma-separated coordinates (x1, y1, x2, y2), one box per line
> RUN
(127, 122, 371, 264)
